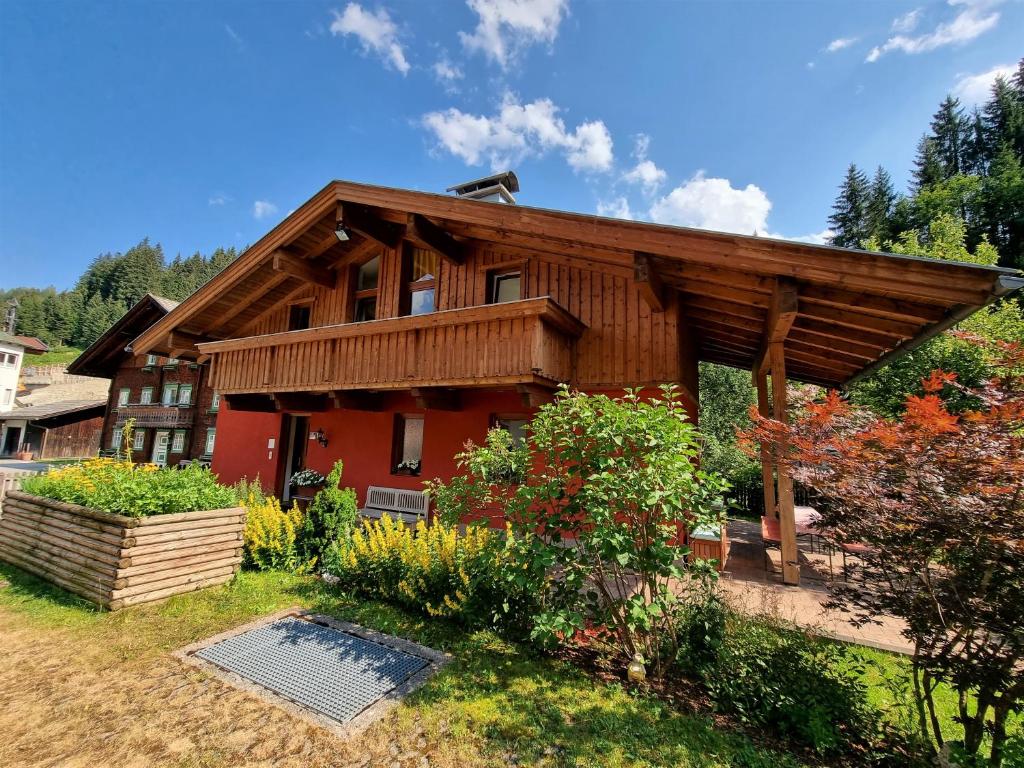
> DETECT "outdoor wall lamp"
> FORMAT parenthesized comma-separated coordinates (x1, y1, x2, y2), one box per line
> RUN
(334, 221, 351, 242)
(312, 428, 329, 447)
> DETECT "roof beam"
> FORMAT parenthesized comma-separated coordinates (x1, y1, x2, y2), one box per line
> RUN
(634, 252, 666, 312)
(406, 213, 466, 265)
(330, 390, 383, 411)
(339, 202, 404, 249)
(411, 387, 461, 411)
(272, 250, 336, 289)
(166, 330, 211, 360)
(517, 383, 557, 408)
(205, 272, 292, 334)
(273, 392, 331, 413)
(756, 278, 798, 374)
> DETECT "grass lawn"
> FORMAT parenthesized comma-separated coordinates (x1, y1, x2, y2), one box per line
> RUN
(25, 345, 82, 366)
(0, 564, 809, 768)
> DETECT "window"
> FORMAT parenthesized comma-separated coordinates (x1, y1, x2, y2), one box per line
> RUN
(490, 270, 522, 304)
(140, 387, 153, 405)
(143, 354, 157, 368)
(1, 388, 11, 406)
(164, 357, 179, 368)
(391, 414, 424, 475)
(118, 388, 131, 406)
(171, 430, 186, 452)
(210, 392, 220, 412)
(352, 254, 380, 322)
(161, 383, 178, 405)
(403, 247, 438, 316)
(288, 304, 311, 331)
(0, 352, 18, 367)
(494, 416, 529, 444)
(204, 427, 216, 456)
(132, 428, 146, 451)
(111, 428, 123, 450)
(178, 384, 193, 405)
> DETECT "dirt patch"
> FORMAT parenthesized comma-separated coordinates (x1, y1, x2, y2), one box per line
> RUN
(0, 606, 467, 768)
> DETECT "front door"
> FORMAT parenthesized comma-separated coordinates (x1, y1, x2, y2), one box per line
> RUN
(152, 430, 170, 466)
(280, 414, 308, 502)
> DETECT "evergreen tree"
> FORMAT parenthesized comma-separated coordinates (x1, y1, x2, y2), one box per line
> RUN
(930, 96, 968, 178)
(982, 75, 1024, 162)
(912, 135, 945, 191)
(107, 239, 164, 306)
(865, 166, 898, 243)
(980, 145, 1024, 268)
(828, 163, 870, 248)
(962, 108, 989, 175)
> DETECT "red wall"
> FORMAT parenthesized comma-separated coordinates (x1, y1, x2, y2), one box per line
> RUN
(211, 387, 698, 507)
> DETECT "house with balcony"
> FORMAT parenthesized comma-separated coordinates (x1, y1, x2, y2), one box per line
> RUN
(67, 294, 220, 466)
(128, 173, 1022, 584)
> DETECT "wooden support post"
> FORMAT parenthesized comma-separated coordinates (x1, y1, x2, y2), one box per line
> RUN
(634, 252, 666, 312)
(769, 342, 800, 586)
(753, 367, 777, 520)
(406, 214, 466, 265)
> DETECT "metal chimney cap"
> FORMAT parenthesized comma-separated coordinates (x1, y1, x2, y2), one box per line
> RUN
(447, 170, 520, 195)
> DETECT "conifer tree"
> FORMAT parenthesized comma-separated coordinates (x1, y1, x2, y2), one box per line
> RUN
(929, 95, 968, 178)
(912, 136, 945, 192)
(828, 163, 870, 248)
(865, 166, 897, 243)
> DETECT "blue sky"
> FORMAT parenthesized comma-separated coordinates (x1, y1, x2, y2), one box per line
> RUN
(1, 0, 1021, 290)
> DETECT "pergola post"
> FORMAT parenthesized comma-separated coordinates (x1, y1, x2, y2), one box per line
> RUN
(753, 368, 777, 519)
(769, 342, 800, 585)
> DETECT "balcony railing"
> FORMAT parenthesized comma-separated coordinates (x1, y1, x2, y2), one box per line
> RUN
(201, 297, 586, 395)
(114, 404, 195, 428)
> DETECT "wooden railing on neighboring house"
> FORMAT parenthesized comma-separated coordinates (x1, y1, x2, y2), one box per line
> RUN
(0, 471, 41, 503)
(114, 405, 195, 428)
(200, 297, 586, 395)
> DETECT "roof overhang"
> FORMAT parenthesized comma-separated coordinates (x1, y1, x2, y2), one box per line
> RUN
(129, 179, 1023, 388)
(67, 293, 179, 378)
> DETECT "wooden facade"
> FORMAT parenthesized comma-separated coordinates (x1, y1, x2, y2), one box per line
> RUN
(129, 179, 1023, 585)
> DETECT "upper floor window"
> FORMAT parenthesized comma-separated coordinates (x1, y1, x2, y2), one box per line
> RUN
(140, 387, 154, 405)
(118, 388, 131, 406)
(144, 354, 158, 368)
(162, 383, 178, 405)
(0, 352, 19, 368)
(210, 392, 220, 412)
(164, 357, 179, 368)
(288, 303, 311, 331)
(353, 254, 380, 322)
(489, 270, 522, 304)
(404, 247, 438, 316)
(178, 384, 193, 405)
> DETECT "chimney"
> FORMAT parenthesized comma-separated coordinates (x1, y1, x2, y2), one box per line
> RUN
(447, 170, 519, 204)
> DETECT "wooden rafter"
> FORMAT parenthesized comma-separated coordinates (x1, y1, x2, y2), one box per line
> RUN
(339, 202, 404, 249)
(330, 390, 383, 411)
(634, 252, 666, 312)
(406, 213, 466, 265)
(756, 279, 798, 374)
(272, 250, 336, 289)
(233, 283, 311, 338)
(273, 392, 331, 412)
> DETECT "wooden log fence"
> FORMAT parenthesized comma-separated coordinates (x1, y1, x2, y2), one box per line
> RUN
(0, 490, 245, 610)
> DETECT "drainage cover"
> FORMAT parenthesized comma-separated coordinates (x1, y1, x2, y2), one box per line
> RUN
(195, 616, 429, 723)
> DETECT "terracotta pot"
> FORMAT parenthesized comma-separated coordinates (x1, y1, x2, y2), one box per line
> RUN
(15, 451, 33, 461)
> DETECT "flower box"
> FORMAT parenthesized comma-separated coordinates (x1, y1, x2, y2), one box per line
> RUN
(0, 490, 245, 610)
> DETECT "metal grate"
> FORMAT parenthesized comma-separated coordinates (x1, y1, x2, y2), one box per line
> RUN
(195, 617, 429, 723)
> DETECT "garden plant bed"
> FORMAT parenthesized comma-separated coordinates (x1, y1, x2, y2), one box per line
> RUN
(0, 490, 244, 610)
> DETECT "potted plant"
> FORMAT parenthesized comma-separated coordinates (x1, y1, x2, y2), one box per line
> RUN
(394, 459, 421, 476)
(289, 467, 326, 497)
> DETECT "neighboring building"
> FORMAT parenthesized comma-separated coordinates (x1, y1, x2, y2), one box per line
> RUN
(0, 331, 26, 414)
(130, 175, 1023, 584)
(67, 294, 220, 467)
(0, 400, 104, 459)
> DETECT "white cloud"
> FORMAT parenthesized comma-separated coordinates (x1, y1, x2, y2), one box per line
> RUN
(891, 8, 922, 33)
(208, 193, 230, 207)
(866, 0, 1000, 63)
(432, 56, 464, 88)
(952, 62, 1015, 104)
(623, 160, 668, 193)
(825, 37, 857, 52)
(252, 200, 278, 220)
(596, 197, 633, 220)
(422, 93, 614, 173)
(459, 0, 568, 68)
(650, 172, 772, 235)
(806, 61, 816, 70)
(776, 228, 834, 245)
(329, 3, 410, 75)
(224, 24, 244, 51)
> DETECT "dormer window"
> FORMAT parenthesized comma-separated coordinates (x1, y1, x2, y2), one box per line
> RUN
(352, 254, 380, 322)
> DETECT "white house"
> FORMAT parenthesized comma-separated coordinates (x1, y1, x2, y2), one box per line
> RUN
(0, 331, 26, 415)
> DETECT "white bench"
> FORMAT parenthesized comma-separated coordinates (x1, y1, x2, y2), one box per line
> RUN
(358, 486, 430, 525)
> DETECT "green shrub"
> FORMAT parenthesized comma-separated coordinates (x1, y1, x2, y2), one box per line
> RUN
(323, 515, 534, 632)
(297, 460, 357, 566)
(703, 615, 877, 755)
(21, 457, 236, 517)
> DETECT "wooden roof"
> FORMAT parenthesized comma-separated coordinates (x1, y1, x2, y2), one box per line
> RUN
(68, 294, 179, 378)
(131, 180, 1023, 388)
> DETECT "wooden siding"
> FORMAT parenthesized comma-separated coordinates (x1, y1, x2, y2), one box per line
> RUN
(205, 297, 584, 394)
(225, 244, 687, 392)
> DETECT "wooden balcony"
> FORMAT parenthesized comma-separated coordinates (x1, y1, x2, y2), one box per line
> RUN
(114, 405, 195, 428)
(200, 297, 586, 397)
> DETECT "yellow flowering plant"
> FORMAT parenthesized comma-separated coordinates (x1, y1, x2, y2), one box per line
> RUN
(239, 480, 306, 572)
(323, 515, 534, 631)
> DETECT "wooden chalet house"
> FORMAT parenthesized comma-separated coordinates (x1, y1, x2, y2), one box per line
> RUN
(130, 173, 1022, 584)
(68, 294, 221, 467)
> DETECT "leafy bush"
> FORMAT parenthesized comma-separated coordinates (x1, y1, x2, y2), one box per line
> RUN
(240, 481, 304, 572)
(702, 615, 877, 756)
(297, 460, 357, 565)
(427, 386, 728, 675)
(21, 458, 236, 517)
(323, 515, 533, 631)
